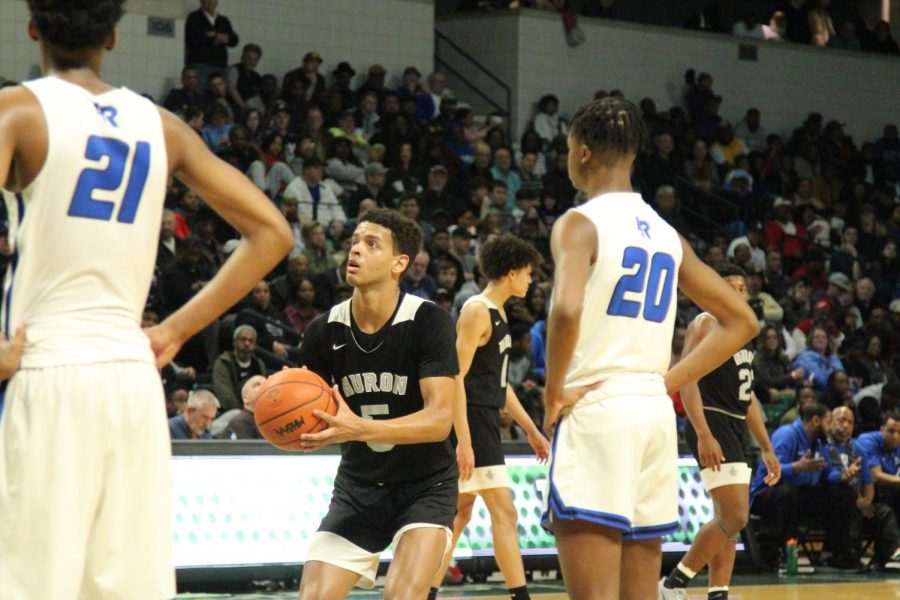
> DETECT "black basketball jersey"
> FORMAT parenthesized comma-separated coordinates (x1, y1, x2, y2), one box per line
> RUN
(695, 313, 756, 419)
(463, 295, 510, 409)
(299, 293, 459, 484)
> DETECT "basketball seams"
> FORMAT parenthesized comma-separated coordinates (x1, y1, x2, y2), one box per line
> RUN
(255, 381, 326, 427)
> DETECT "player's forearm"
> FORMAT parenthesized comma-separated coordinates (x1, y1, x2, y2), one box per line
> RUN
(747, 397, 774, 453)
(453, 376, 472, 445)
(681, 382, 712, 437)
(504, 387, 539, 436)
(665, 318, 758, 394)
(544, 308, 580, 404)
(358, 403, 453, 445)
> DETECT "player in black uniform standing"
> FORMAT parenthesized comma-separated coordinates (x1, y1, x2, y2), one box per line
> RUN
(430, 234, 551, 599)
(295, 208, 460, 599)
(660, 264, 781, 600)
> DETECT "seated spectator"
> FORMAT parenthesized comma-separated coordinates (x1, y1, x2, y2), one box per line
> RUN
(270, 254, 311, 311)
(793, 325, 845, 391)
(827, 406, 900, 569)
(164, 66, 201, 114)
(731, 11, 765, 39)
(282, 276, 321, 334)
(533, 94, 567, 150)
(652, 185, 691, 236)
(820, 369, 853, 410)
(245, 73, 279, 118)
(490, 147, 521, 207)
(417, 70, 451, 122)
(637, 132, 679, 198)
(808, 0, 835, 47)
(355, 63, 389, 101)
(541, 151, 577, 208)
(355, 90, 381, 139)
(750, 403, 858, 570)
(710, 121, 748, 171)
(212, 324, 267, 412)
(746, 267, 783, 323)
(780, 385, 816, 425)
(385, 141, 423, 200)
(852, 334, 900, 388)
(298, 220, 337, 278)
(683, 139, 720, 191)
(205, 71, 238, 122)
(756, 324, 804, 402)
(345, 162, 390, 219)
(856, 412, 900, 520)
(217, 124, 259, 174)
(226, 43, 262, 113)
(325, 137, 365, 194)
(284, 158, 347, 226)
(734, 108, 767, 154)
(160, 239, 212, 315)
(200, 104, 232, 153)
(830, 226, 862, 280)
(764, 198, 806, 273)
(763, 10, 788, 41)
(236, 281, 299, 367)
(420, 165, 462, 221)
(283, 50, 325, 104)
(401, 250, 437, 300)
(247, 131, 294, 199)
(169, 390, 220, 440)
(215, 375, 266, 440)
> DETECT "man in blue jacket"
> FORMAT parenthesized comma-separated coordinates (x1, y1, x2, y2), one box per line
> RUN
(828, 407, 900, 569)
(856, 412, 900, 518)
(749, 403, 858, 569)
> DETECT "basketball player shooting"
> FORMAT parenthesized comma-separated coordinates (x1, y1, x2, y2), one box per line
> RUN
(0, 2, 292, 598)
(540, 97, 759, 600)
(295, 208, 460, 599)
(660, 264, 780, 600)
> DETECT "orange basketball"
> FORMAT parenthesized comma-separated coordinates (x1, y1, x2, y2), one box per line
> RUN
(254, 368, 336, 450)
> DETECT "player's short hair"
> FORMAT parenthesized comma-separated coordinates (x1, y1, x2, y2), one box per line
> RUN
(715, 263, 747, 280)
(569, 97, 648, 162)
(800, 402, 829, 422)
(357, 208, 423, 264)
(28, 0, 125, 51)
(479, 234, 540, 281)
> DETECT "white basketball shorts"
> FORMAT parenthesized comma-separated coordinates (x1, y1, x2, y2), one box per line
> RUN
(0, 362, 174, 600)
(542, 390, 679, 539)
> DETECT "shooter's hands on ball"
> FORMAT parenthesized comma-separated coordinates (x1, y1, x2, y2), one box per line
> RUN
(298, 385, 364, 451)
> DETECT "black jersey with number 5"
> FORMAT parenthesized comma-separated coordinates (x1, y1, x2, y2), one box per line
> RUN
(298, 294, 459, 484)
(462, 295, 510, 409)
(695, 314, 756, 419)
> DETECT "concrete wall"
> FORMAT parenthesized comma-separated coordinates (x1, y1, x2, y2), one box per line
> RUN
(437, 9, 900, 144)
(0, 0, 434, 101)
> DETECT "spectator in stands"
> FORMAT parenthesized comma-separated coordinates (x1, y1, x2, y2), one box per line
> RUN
(385, 141, 422, 200)
(354, 91, 381, 139)
(856, 412, 900, 518)
(246, 131, 294, 199)
(282, 276, 321, 334)
(683, 139, 719, 191)
(345, 162, 389, 219)
(490, 147, 521, 207)
(808, 0, 835, 47)
(329, 62, 357, 111)
(854, 334, 899, 388)
(418, 71, 451, 122)
(734, 108, 767, 154)
(533, 94, 567, 149)
(869, 239, 899, 298)
(518, 130, 548, 178)
(854, 276, 881, 323)
(298, 220, 337, 278)
(794, 325, 845, 391)
(651, 185, 691, 236)
(245, 73, 278, 117)
(164, 66, 201, 114)
(464, 140, 493, 181)
(156, 209, 181, 273)
(397, 193, 435, 249)
(875, 124, 900, 173)
(756, 324, 804, 401)
(169, 390, 220, 440)
(236, 280, 299, 365)
(764, 249, 791, 300)
(780, 385, 816, 425)
(747, 266, 784, 323)
(160, 238, 212, 316)
(542, 150, 577, 207)
(184, 0, 239, 94)
(284, 158, 346, 226)
(820, 369, 853, 409)
(269, 254, 310, 311)
(224, 44, 261, 114)
(401, 250, 437, 300)
(763, 10, 788, 41)
(218, 124, 259, 173)
(518, 151, 543, 197)
(731, 11, 765, 39)
(637, 132, 678, 198)
(201, 103, 232, 153)
(421, 164, 462, 220)
(828, 406, 900, 569)
(765, 197, 806, 272)
(215, 375, 265, 440)
(283, 51, 325, 103)
(711, 121, 748, 171)
(779, 0, 811, 43)
(356, 63, 389, 99)
(750, 403, 858, 570)
(325, 136, 365, 194)
(212, 325, 267, 412)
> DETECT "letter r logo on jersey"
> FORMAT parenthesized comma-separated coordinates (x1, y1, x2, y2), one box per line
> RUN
(94, 103, 119, 128)
(636, 217, 651, 239)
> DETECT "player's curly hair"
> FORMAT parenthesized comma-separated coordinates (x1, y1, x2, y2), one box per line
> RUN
(479, 234, 541, 281)
(714, 263, 747, 280)
(569, 97, 648, 162)
(28, 0, 125, 50)
(357, 208, 423, 263)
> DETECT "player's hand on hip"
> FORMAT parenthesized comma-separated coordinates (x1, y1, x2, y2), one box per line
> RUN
(698, 432, 725, 471)
(761, 448, 781, 486)
(527, 429, 551, 463)
(144, 323, 183, 369)
(0, 325, 25, 380)
(298, 385, 363, 451)
(542, 382, 601, 437)
(456, 441, 475, 481)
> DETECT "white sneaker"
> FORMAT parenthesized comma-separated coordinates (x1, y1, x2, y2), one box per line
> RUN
(658, 578, 687, 600)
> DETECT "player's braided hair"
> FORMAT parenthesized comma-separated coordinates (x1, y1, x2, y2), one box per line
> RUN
(714, 263, 747, 279)
(569, 97, 648, 162)
(357, 208, 423, 264)
(28, 0, 125, 50)
(479, 234, 541, 281)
